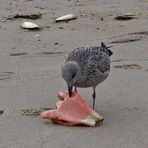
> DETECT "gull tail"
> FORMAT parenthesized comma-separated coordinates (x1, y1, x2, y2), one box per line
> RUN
(101, 42, 113, 56)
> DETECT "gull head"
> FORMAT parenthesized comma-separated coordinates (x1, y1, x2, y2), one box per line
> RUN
(62, 61, 80, 97)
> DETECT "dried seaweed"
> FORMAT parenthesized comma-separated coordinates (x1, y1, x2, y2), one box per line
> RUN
(7, 13, 42, 20)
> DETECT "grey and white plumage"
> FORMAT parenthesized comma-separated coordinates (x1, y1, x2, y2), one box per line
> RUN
(61, 42, 113, 109)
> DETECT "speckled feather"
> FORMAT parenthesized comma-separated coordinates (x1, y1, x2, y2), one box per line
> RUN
(64, 46, 111, 87)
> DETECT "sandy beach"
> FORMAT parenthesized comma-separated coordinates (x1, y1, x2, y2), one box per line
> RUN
(0, 0, 148, 147)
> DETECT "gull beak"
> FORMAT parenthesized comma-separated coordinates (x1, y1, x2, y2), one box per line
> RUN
(68, 84, 73, 97)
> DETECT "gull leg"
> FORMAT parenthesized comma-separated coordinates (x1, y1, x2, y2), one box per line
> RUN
(92, 87, 96, 109)
(74, 87, 77, 92)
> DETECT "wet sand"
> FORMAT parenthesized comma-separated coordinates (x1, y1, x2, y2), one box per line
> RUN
(0, 0, 148, 147)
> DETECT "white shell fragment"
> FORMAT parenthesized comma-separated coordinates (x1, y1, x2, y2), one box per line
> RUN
(55, 14, 77, 22)
(35, 34, 40, 37)
(21, 22, 40, 30)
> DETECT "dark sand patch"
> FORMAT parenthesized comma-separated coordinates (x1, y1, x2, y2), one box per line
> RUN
(113, 64, 142, 69)
(21, 108, 51, 117)
(0, 110, 4, 115)
(110, 35, 142, 43)
(7, 13, 42, 20)
(40, 51, 67, 55)
(10, 53, 28, 56)
(0, 72, 14, 80)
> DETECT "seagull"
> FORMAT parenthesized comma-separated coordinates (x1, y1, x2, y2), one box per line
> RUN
(61, 42, 113, 109)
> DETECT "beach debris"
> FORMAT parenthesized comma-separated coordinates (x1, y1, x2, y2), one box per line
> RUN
(58, 26, 64, 29)
(21, 21, 40, 30)
(54, 42, 59, 45)
(121, 12, 136, 16)
(101, 17, 104, 21)
(41, 91, 103, 127)
(0, 110, 4, 115)
(114, 64, 142, 70)
(81, 13, 86, 16)
(55, 14, 77, 22)
(115, 13, 137, 20)
(7, 13, 42, 20)
(35, 34, 40, 37)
